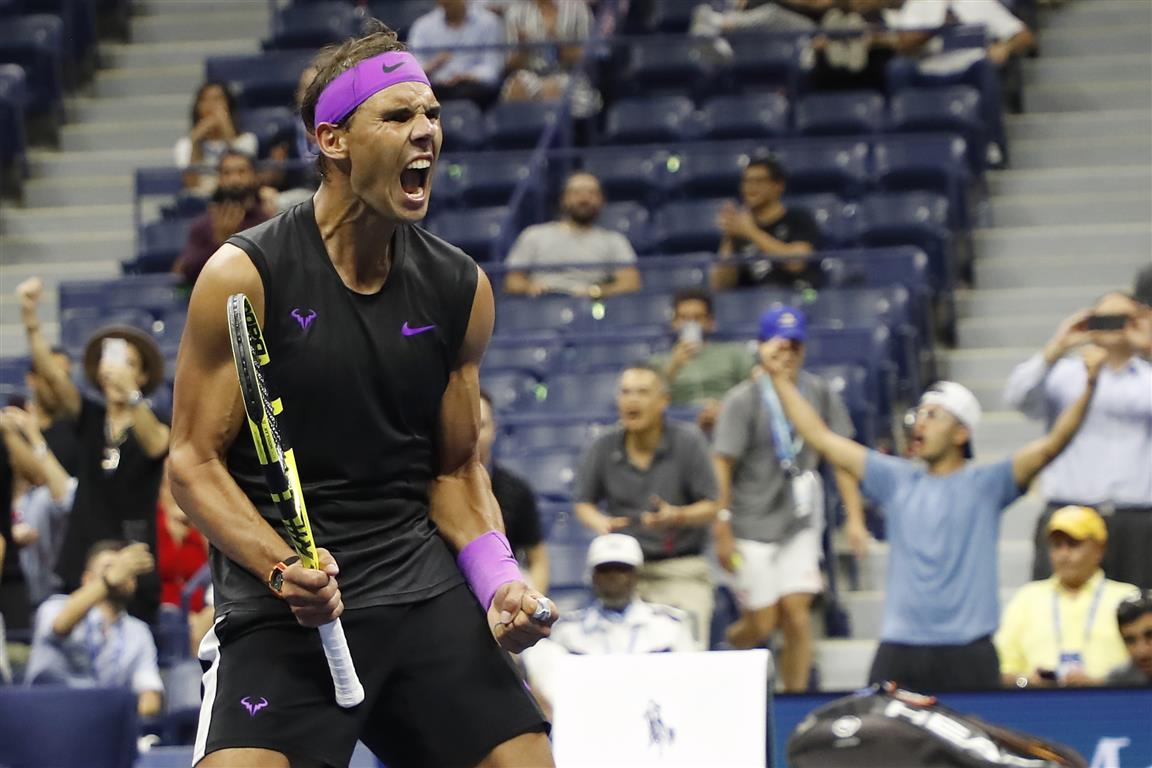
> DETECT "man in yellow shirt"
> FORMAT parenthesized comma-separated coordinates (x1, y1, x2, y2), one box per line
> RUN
(997, 506, 1139, 687)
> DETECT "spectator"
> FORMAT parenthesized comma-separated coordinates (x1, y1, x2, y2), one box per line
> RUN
(760, 337, 1107, 692)
(408, 0, 506, 110)
(0, 533, 9, 683)
(710, 158, 823, 292)
(501, 0, 600, 117)
(712, 307, 867, 691)
(1107, 590, 1152, 686)
(996, 506, 1138, 688)
(22, 348, 80, 475)
(504, 172, 641, 298)
(691, 1, 821, 42)
(478, 390, 549, 592)
(263, 64, 321, 211)
(18, 278, 169, 624)
(890, 0, 1035, 68)
(172, 151, 276, 286)
(648, 289, 750, 435)
(25, 540, 163, 717)
(0, 405, 76, 609)
(175, 81, 258, 195)
(1132, 265, 1152, 358)
(573, 363, 719, 649)
(1004, 292, 1152, 589)
(155, 461, 207, 613)
(520, 534, 695, 709)
(806, 0, 903, 92)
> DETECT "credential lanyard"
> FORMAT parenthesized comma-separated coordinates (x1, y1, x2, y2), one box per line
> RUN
(1052, 576, 1107, 649)
(758, 376, 803, 478)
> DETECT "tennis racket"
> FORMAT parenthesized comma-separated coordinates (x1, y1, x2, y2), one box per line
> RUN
(226, 292, 365, 708)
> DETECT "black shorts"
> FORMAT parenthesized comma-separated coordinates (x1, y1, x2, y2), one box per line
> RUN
(195, 584, 549, 768)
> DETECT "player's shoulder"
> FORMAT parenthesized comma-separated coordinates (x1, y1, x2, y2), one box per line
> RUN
(406, 223, 479, 270)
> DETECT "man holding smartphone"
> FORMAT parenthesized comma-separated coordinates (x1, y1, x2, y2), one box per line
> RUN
(1004, 291, 1152, 590)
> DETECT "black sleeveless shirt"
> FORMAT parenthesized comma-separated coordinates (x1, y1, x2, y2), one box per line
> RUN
(215, 199, 476, 611)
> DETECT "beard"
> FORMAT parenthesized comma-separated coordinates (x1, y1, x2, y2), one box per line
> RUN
(566, 204, 599, 226)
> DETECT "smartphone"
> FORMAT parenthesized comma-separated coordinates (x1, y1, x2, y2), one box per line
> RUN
(680, 320, 703, 346)
(1085, 314, 1128, 331)
(101, 337, 129, 366)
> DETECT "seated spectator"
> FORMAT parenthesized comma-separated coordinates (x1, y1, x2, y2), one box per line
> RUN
(1004, 292, 1152, 590)
(691, 0, 822, 42)
(501, 0, 601, 117)
(504, 172, 641, 298)
(520, 533, 695, 709)
(156, 461, 207, 613)
(18, 279, 170, 624)
(175, 81, 258, 196)
(0, 406, 76, 609)
(712, 307, 866, 692)
(710, 158, 823, 292)
(890, 0, 1035, 68)
(409, 0, 506, 110)
(996, 506, 1138, 688)
(25, 540, 163, 717)
(573, 364, 719, 649)
(478, 391, 549, 592)
(172, 151, 276, 285)
(806, 0, 903, 92)
(263, 64, 321, 212)
(648, 289, 751, 434)
(1108, 590, 1152, 686)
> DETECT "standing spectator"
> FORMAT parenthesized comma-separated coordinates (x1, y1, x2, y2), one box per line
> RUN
(520, 534, 695, 709)
(1004, 292, 1152, 589)
(1107, 591, 1152, 686)
(25, 540, 163, 717)
(1132, 265, 1152, 358)
(408, 0, 506, 109)
(478, 391, 549, 593)
(501, 0, 600, 116)
(175, 81, 258, 195)
(760, 336, 1107, 692)
(648, 289, 751, 435)
(18, 278, 170, 623)
(155, 462, 207, 613)
(22, 349, 80, 476)
(504, 172, 641, 298)
(172, 151, 276, 286)
(709, 158, 823, 292)
(0, 406, 76, 609)
(573, 364, 719, 649)
(712, 307, 867, 691)
(996, 506, 1138, 688)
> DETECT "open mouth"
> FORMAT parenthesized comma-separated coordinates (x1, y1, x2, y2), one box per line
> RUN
(400, 158, 431, 203)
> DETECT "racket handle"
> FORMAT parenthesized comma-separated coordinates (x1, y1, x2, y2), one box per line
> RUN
(318, 619, 365, 708)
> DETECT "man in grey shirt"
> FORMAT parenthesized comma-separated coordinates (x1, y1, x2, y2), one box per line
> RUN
(503, 172, 642, 299)
(574, 364, 720, 649)
(712, 306, 865, 691)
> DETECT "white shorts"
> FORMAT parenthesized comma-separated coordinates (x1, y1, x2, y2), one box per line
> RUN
(731, 527, 823, 611)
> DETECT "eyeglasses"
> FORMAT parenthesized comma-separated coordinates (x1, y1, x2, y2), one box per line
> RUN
(1117, 589, 1152, 626)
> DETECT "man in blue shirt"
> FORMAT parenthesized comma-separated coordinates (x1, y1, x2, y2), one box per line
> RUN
(760, 339, 1107, 692)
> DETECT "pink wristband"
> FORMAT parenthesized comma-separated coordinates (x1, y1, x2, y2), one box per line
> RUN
(457, 531, 524, 611)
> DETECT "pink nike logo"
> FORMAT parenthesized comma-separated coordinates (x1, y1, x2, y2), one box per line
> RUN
(401, 322, 436, 337)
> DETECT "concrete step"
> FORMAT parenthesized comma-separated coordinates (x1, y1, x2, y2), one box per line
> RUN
(1042, 0, 1152, 28)
(987, 165, 1152, 197)
(973, 252, 1149, 291)
(29, 148, 172, 179)
(975, 411, 1044, 454)
(66, 95, 190, 125)
(1039, 24, 1152, 57)
(816, 638, 876, 691)
(131, 8, 270, 45)
(1010, 135, 1152, 169)
(941, 347, 1044, 384)
(987, 193, 1152, 228)
(93, 65, 203, 99)
(60, 119, 185, 153)
(973, 222, 1152, 260)
(957, 314, 1064, 350)
(1006, 109, 1152, 143)
(100, 39, 259, 70)
(0, 204, 132, 237)
(850, 540, 1034, 593)
(0, 259, 121, 296)
(0, 230, 133, 265)
(1022, 54, 1152, 84)
(21, 177, 133, 208)
(957, 286, 1114, 319)
(1024, 80, 1152, 113)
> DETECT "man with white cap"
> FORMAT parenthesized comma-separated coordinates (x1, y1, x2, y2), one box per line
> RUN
(759, 338, 1107, 692)
(520, 534, 695, 708)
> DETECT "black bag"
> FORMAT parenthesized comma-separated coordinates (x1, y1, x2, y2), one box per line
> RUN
(787, 685, 1088, 768)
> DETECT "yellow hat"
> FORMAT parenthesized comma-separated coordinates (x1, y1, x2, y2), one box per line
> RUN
(1047, 506, 1108, 543)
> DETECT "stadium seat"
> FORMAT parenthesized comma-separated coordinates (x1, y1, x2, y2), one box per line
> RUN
(621, 37, 716, 95)
(502, 417, 615, 455)
(0, 355, 29, 402)
(0, 14, 64, 122)
(557, 334, 663, 372)
(549, 540, 592, 591)
(424, 205, 511, 262)
(807, 363, 876, 445)
(579, 146, 669, 205)
(496, 296, 591, 336)
(804, 325, 896, 417)
(782, 193, 856, 247)
(133, 218, 192, 274)
(58, 274, 185, 315)
(665, 143, 767, 200)
(638, 254, 711, 292)
(448, 151, 534, 206)
(643, 0, 700, 33)
(486, 100, 562, 149)
(0, 63, 27, 188)
(772, 141, 870, 198)
(0, 687, 138, 768)
(372, 0, 437, 40)
(713, 288, 793, 335)
(699, 93, 790, 141)
(820, 246, 932, 337)
(266, 1, 359, 50)
(60, 307, 156, 354)
(873, 134, 972, 228)
(594, 293, 674, 333)
(481, 368, 540, 412)
(235, 106, 296, 157)
(855, 192, 952, 291)
(19, 0, 97, 84)
(482, 335, 563, 378)
(598, 200, 652, 254)
(439, 99, 486, 151)
(725, 33, 805, 93)
(499, 448, 581, 501)
(650, 198, 727, 254)
(795, 91, 884, 136)
(888, 87, 985, 171)
(602, 96, 695, 144)
(204, 50, 315, 109)
(533, 369, 620, 417)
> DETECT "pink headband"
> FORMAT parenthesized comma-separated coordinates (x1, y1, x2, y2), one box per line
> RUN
(315, 51, 431, 126)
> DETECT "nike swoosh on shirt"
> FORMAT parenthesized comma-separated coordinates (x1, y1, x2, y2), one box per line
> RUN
(401, 322, 436, 337)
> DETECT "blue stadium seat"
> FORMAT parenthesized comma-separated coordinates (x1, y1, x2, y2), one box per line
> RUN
(772, 140, 870, 198)
(699, 93, 790, 140)
(874, 134, 971, 228)
(805, 325, 896, 417)
(499, 447, 581, 501)
(557, 334, 663, 372)
(235, 106, 296, 157)
(60, 307, 156, 354)
(807, 363, 876, 445)
(856, 192, 952, 291)
(638, 254, 711, 292)
(371, 0, 437, 40)
(439, 99, 487, 150)
(621, 37, 716, 95)
(0, 15, 63, 121)
(0, 63, 27, 186)
(726, 33, 805, 93)
(795, 91, 884, 136)
(0, 354, 29, 402)
(481, 368, 540, 412)
(598, 200, 652, 254)
(58, 274, 185, 315)
(713, 288, 793, 335)
(820, 246, 932, 337)
(266, 1, 359, 50)
(502, 417, 615, 455)
(594, 293, 674, 333)
(579, 146, 669, 205)
(19, 0, 97, 84)
(534, 369, 620, 417)
(650, 198, 726, 254)
(0, 687, 138, 768)
(549, 540, 591, 590)
(603, 96, 694, 144)
(496, 295, 590, 336)
(643, 0, 701, 33)
(448, 151, 534, 206)
(782, 193, 856, 247)
(425, 205, 510, 261)
(486, 100, 561, 149)
(665, 143, 767, 199)
(482, 335, 562, 378)
(888, 87, 985, 171)
(133, 218, 192, 274)
(204, 50, 315, 109)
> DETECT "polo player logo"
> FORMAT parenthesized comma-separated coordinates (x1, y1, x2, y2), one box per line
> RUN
(241, 696, 269, 716)
(645, 700, 675, 754)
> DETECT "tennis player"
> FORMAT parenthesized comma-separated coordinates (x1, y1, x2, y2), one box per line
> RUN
(169, 23, 556, 768)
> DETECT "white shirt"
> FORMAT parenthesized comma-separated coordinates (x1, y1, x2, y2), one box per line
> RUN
(888, 0, 1026, 42)
(521, 598, 696, 703)
(407, 5, 506, 87)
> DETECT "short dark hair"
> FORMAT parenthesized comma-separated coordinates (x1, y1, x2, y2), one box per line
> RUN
(1118, 590, 1152, 628)
(190, 81, 238, 132)
(622, 361, 668, 392)
(672, 288, 713, 316)
(85, 539, 127, 570)
(745, 157, 786, 184)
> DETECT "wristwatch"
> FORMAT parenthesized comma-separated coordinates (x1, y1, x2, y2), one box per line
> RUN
(267, 555, 301, 595)
(716, 508, 733, 523)
(126, 389, 145, 407)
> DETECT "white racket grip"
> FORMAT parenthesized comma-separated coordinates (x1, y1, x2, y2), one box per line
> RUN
(318, 619, 365, 708)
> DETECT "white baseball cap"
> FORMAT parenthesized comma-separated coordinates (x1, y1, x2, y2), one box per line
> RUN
(919, 381, 981, 456)
(586, 534, 644, 572)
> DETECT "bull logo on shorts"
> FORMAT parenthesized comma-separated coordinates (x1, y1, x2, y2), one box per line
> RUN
(241, 696, 269, 716)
